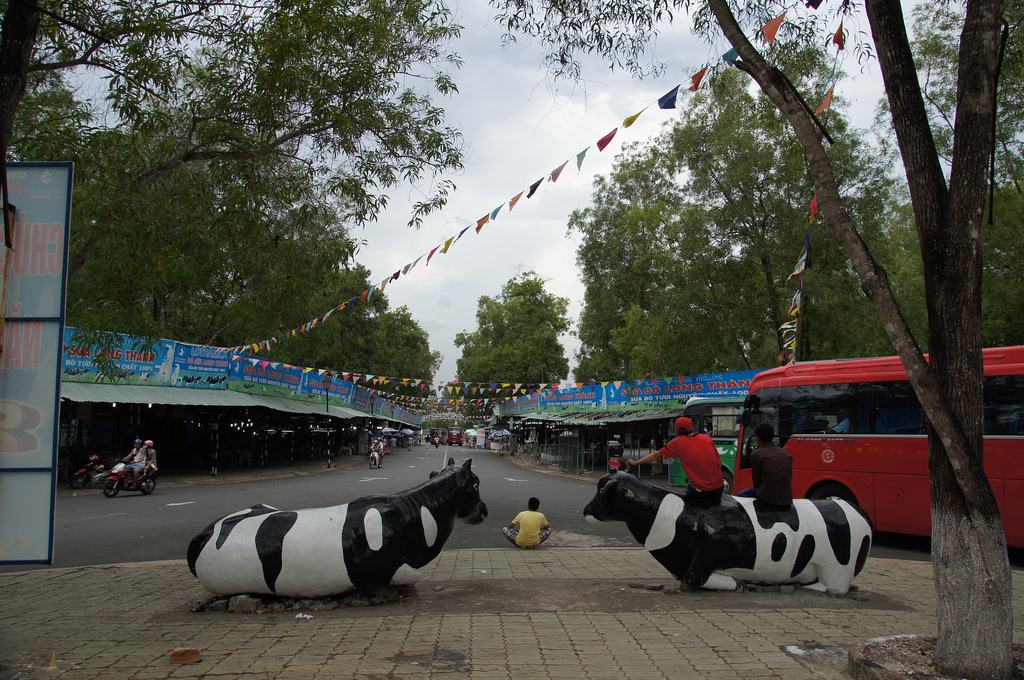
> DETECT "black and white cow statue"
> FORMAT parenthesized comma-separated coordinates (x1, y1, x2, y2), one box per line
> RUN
(584, 472, 872, 595)
(187, 458, 487, 597)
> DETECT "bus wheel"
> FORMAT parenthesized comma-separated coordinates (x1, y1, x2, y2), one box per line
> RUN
(721, 468, 734, 495)
(809, 483, 857, 505)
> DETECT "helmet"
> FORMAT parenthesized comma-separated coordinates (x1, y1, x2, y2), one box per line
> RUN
(144, 440, 154, 447)
(134, 438, 143, 444)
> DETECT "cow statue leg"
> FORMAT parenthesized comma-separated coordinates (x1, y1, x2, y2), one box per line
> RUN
(702, 573, 740, 591)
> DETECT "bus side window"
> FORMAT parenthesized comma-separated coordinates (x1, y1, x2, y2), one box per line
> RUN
(984, 376, 1024, 435)
(874, 381, 926, 434)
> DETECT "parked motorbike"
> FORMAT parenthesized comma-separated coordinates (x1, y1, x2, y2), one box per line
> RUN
(70, 453, 107, 489)
(369, 449, 383, 469)
(103, 462, 158, 497)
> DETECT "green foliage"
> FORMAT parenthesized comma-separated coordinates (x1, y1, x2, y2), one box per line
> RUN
(909, 2, 1024, 348)
(572, 49, 906, 380)
(6, 0, 464, 383)
(14, 0, 465, 278)
(455, 272, 569, 383)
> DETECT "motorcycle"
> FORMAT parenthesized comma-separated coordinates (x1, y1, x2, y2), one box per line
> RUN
(103, 461, 158, 497)
(431, 437, 440, 449)
(369, 448, 383, 469)
(70, 453, 107, 489)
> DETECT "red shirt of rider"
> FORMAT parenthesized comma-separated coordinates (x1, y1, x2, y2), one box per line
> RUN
(657, 431, 723, 492)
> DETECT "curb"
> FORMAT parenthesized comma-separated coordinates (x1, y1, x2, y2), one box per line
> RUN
(848, 642, 902, 680)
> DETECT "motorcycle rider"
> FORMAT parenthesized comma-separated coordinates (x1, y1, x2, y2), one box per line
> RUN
(143, 440, 158, 477)
(122, 438, 147, 488)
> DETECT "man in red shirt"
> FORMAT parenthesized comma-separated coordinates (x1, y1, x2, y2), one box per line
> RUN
(625, 417, 724, 506)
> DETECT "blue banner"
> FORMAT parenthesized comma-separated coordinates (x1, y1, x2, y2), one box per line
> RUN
(61, 329, 174, 385)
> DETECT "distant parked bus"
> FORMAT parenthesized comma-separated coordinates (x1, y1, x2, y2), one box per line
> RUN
(668, 396, 745, 492)
(448, 427, 463, 446)
(735, 345, 1024, 548)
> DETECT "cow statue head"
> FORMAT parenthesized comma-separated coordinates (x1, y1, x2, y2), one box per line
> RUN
(430, 457, 488, 525)
(584, 471, 665, 524)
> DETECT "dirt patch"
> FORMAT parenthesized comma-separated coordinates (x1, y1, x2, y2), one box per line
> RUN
(853, 635, 1024, 679)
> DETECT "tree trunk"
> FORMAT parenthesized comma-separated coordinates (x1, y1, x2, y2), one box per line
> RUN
(706, 0, 1013, 675)
(0, 0, 39, 155)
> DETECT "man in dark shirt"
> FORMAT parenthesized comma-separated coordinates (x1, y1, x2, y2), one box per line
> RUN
(737, 423, 793, 506)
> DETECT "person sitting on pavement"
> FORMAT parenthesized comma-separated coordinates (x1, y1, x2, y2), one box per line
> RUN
(502, 497, 552, 548)
(625, 417, 724, 506)
(735, 423, 792, 507)
(121, 438, 147, 487)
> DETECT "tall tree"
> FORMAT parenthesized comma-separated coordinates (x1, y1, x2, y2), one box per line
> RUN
(907, 1, 1024, 348)
(2, 0, 465, 277)
(573, 55, 907, 381)
(491, 0, 1014, 676)
(455, 272, 569, 384)
(571, 140, 683, 380)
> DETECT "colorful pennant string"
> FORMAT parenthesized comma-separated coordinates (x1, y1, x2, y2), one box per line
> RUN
(226, 11, 852, 383)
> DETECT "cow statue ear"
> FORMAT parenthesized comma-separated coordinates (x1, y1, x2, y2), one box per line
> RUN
(447, 457, 455, 467)
(462, 459, 472, 471)
(429, 470, 440, 479)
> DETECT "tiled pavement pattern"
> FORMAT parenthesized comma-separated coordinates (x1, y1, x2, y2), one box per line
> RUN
(3, 548, 1022, 679)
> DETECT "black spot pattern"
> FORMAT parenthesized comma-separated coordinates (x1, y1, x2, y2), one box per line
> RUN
(817, 500, 853, 566)
(255, 512, 298, 592)
(186, 504, 278, 576)
(791, 534, 816, 578)
(216, 505, 279, 549)
(771, 533, 788, 562)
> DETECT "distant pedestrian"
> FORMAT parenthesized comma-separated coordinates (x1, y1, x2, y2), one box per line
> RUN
(736, 423, 793, 507)
(502, 497, 551, 548)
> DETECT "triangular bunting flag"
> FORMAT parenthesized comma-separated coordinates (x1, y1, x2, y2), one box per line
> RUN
(833, 20, 845, 50)
(576, 147, 589, 171)
(426, 245, 440, 264)
(476, 214, 489, 233)
(762, 10, 787, 43)
(657, 85, 680, 109)
(623, 108, 645, 127)
(527, 178, 543, 198)
(689, 67, 708, 92)
(490, 204, 502, 220)
(549, 160, 569, 182)
(596, 128, 617, 151)
(722, 47, 739, 65)
(814, 86, 833, 114)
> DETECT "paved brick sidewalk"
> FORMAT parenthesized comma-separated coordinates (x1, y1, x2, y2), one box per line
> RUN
(2, 548, 1022, 680)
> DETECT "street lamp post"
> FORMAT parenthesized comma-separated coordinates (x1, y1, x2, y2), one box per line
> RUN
(323, 375, 332, 468)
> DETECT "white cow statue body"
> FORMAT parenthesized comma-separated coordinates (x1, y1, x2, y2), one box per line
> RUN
(187, 458, 487, 597)
(584, 472, 872, 594)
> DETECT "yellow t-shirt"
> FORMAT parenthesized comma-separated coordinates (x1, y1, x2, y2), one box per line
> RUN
(511, 510, 549, 547)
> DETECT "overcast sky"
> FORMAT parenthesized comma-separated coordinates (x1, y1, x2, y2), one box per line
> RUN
(352, 3, 886, 386)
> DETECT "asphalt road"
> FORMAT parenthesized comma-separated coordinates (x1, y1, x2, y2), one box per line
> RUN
(4, 446, 637, 571)
(11, 444, 1017, 572)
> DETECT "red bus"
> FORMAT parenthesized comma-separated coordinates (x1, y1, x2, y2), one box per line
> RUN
(735, 346, 1024, 548)
(448, 427, 463, 446)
